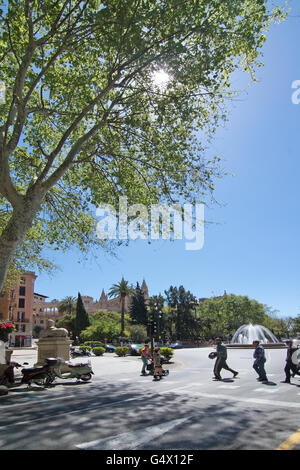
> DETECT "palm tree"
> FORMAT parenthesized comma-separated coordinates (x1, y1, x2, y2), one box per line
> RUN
(108, 277, 132, 336)
(58, 296, 76, 316)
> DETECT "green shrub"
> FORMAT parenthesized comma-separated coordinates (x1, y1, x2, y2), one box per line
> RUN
(160, 347, 174, 361)
(92, 347, 106, 356)
(79, 345, 92, 351)
(115, 346, 130, 357)
(83, 341, 104, 348)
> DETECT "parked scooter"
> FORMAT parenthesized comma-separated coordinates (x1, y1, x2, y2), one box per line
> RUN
(0, 361, 21, 386)
(0, 358, 56, 388)
(21, 358, 59, 387)
(70, 346, 92, 358)
(50, 357, 94, 382)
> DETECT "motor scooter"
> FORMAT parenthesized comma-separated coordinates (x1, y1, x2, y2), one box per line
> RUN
(70, 346, 92, 358)
(0, 361, 21, 386)
(0, 358, 57, 388)
(20, 358, 58, 387)
(50, 357, 94, 382)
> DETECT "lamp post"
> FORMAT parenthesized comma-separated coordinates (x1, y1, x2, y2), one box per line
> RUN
(148, 301, 163, 353)
(189, 300, 199, 345)
(148, 304, 156, 355)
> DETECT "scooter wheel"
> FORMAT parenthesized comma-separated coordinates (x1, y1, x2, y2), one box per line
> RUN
(45, 375, 55, 386)
(33, 378, 47, 386)
(80, 373, 92, 381)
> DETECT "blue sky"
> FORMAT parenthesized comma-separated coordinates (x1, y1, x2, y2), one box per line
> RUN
(34, 1, 300, 319)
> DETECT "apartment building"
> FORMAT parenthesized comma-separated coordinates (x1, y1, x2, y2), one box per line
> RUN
(0, 271, 37, 347)
(32, 294, 60, 336)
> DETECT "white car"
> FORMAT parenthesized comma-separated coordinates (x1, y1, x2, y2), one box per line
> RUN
(292, 337, 300, 347)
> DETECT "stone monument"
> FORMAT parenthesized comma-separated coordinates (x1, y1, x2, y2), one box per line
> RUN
(0, 340, 8, 394)
(36, 319, 71, 370)
(0, 340, 5, 364)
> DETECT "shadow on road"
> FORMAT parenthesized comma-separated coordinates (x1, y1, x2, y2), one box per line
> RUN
(0, 379, 279, 451)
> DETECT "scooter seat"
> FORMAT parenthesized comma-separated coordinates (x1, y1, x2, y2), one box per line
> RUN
(21, 366, 46, 373)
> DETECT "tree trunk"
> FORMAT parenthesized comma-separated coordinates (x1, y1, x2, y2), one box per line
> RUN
(0, 194, 43, 291)
(121, 294, 126, 336)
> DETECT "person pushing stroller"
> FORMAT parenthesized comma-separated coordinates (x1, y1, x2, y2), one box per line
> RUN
(152, 346, 164, 381)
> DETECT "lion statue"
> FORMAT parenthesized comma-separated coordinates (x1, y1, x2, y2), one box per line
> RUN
(42, 319, 68, 338)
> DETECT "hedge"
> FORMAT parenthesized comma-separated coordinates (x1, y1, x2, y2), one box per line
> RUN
(115, 346, 130, 357)
(159, 347, 174, 361)
(82, 341, 104, 348)
(79, 345, 92, 351)
(92, 347, 106, 356)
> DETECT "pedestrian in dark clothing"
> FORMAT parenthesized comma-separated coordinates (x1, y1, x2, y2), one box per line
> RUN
(252, 340, 268, 382)
(213, 338, 238, 380)
(282, 340, 299, 383)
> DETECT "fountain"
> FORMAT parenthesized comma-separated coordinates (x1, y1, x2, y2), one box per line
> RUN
(228, 324, 286, 349)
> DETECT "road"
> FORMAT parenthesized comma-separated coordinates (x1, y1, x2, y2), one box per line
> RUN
(0, 346, 300, 451)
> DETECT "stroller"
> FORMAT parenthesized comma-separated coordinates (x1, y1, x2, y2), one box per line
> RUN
(147, 355, 169, 380)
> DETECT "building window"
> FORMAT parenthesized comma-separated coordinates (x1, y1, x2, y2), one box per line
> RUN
(19, 286, 26, 296)
(17, 311, 25, 322)
(18, 298, 25, 308)
(20, 277, 26, 285)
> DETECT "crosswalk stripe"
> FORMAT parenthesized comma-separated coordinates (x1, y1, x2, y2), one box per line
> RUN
(164, 389, 300, 409)
(76, 417, 190, 450)
(219, 385, 241, 389)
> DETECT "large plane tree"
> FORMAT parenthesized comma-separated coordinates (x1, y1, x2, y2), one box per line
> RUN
(0, 0, 284, 291)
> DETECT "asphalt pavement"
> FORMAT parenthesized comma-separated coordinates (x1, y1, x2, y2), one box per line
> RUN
(0, 346, 300, 451)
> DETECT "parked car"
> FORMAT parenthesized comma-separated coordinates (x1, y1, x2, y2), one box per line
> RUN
(129, 344, 143, 355)
(292, 337, 300, 347)
(169, 342, 183, 349)
(104, 344, 116, 353)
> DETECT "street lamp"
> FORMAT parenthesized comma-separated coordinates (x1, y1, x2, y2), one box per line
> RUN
(149, 301, 163, 353)
(189, 301, 199, 345)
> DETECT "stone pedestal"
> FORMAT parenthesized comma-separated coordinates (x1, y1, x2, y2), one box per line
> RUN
(36, 336, 72, 372)
(0, 340, 5, 364)
(0, 385, 8, 395)
(0, 341, 11, 393)
(5, 350, 13, 363)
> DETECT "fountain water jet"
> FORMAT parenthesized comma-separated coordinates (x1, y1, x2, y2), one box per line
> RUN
(228, 324, 286, 349)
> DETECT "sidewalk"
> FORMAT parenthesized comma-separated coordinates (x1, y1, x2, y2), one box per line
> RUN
(10, 348, 38, 367)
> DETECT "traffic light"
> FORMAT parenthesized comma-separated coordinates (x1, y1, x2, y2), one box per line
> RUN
(152, 321, 158, 335)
